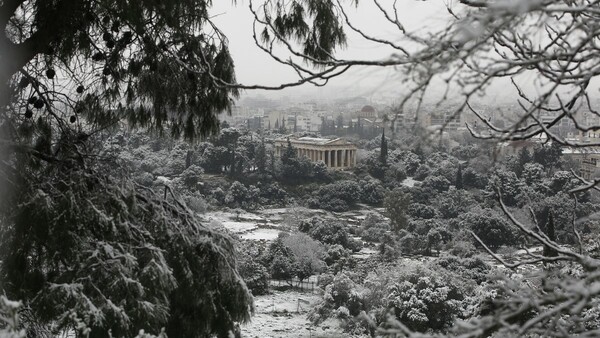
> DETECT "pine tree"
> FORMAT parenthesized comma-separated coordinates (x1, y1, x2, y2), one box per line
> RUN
(380, 129, 388, 165)
(0, 0, 252, 336)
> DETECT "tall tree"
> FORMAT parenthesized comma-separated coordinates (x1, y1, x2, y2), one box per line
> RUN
(383, 188, 411, 232)
(456, 165, 463, 190)
(379, 129, 388, 165)
(0, 0, 252, 336)
(533, 143, 563, 170)
(336, 114, 344, 134)
(280, 116, 287, 133)
(293, 114, 298, 133)
(281, 138, 297, 165)
(256, 135, 267, 176)
(543, 212, 558, 258)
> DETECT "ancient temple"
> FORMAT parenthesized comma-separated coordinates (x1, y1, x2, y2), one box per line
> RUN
(274, 136, 358, 169)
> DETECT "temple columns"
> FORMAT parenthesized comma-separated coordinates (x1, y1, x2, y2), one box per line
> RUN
(333, 150, 337, 167)
(344, 150, 348, 167)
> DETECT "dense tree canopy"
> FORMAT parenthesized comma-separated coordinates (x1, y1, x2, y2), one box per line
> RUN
(0, 0, 254, 336)
(4, 0, 600, 337)
(1, 0, 240, 142)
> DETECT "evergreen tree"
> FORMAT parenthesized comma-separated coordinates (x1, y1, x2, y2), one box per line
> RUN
(336, 114, 344, 134)
(280, 117, 287, 133)
(256, 136, 267, 176)
(456, 165, 463, 189)
(380, 129, 388, 165)
(516, 148, 532, 176)
(533, 143, 563, 169)
(269, 150, 276, 176)
(294, 115, 298, 133)
(384, 188, 411, 232)
(281, 138, 297, 164)
(543, 212, 558, 257)
(357, 118, 364, 138)
(0, 0, 252, 336)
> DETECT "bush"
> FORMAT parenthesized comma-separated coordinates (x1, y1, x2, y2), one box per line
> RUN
(408, 203, 438, 219)
(238, 260, 270, 296)
(422, 175, 451, 192)
(363, 264, 467, 333)
(359, 213, 390, 243)
(456, 209, 518, 250)
(308, 180, 362, 211)
(184, 194, 208, 214)
(359, 179, 386, 205)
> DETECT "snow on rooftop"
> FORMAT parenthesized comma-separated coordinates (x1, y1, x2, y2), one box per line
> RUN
(562, 147, 600, 154)
(296, 136, 336, 145)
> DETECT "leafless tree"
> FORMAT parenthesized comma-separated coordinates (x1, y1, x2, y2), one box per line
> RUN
(201, 1, 600, 336)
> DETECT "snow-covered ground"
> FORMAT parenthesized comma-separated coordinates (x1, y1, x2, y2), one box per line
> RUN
(241, 290, 361, 338)
(202, 206, 387, 247)
(402, 177, 418, 187)
(241, 229, 281, 241)
(353, 246, 379, 260)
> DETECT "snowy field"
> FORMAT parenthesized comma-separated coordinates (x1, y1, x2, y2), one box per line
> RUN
(241, 229, 281, 241)
(201, 205, 387, 246)
(241, 290, 364, 338)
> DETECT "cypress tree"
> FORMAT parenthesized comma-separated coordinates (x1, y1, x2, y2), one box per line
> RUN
(543, 212, 558, 257)
(256, 136, 267, 176)
(294, 115, 298, 133)
(281, 138, 297, 164)
(456, 165, 463, 189)
(380, 129, 388, 165)
(281, 117, 286, 133)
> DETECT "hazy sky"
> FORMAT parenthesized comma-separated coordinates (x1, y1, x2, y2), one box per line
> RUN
(209, 1, 600, 108)
(209, 1, 455, 100)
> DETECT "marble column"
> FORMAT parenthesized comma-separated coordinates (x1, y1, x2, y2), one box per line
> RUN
(333, 150, 337, 167)
(343, 149, 348, 167)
